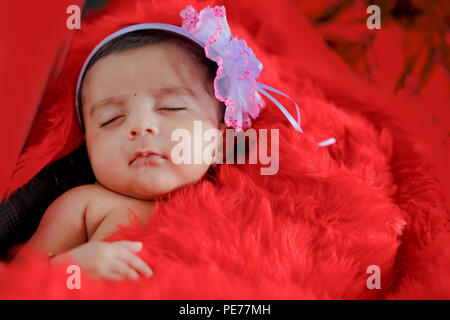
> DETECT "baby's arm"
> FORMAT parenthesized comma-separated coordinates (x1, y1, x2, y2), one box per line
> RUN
(23, 186, 89, 258)
(15, 186, 153, 280)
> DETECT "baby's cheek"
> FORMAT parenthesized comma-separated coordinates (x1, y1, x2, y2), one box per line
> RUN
(89, 146, 121, 178)
(171, 162, 212, 187)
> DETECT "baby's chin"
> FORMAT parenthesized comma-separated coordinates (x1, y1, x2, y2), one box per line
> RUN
(98, 168, 209, 200)
(118, 180, 183, 201)
(129, 189, 170, 201)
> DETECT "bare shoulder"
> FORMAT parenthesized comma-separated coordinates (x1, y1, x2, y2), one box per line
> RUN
(31, 185, 97, 241)
(57, 184, 98, 207)
(35, 184, 95, 224)
(42, 184, 107, 221)
(69, 183, 124, 201)
(85, 183, 154, 217)
(54, 183, 155, 218)
(23, 184, 97, 255)
(63, 183, 98, 196)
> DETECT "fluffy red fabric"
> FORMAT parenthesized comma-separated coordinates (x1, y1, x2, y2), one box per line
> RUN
(1, 0, 449, 299)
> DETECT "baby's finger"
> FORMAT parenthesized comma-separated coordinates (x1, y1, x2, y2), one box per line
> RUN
(101, 270, 126, 281)
(109, 260, 140, 280)
(114, 241, 143, 252)
(118, 249, 153, 278)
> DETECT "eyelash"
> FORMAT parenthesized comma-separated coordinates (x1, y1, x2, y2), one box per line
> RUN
(100, 107, 187, 127)
(159, 106, 187, 112)
(100, 116, 121, 127)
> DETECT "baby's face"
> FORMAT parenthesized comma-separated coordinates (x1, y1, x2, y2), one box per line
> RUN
(81, 44, 224, 200)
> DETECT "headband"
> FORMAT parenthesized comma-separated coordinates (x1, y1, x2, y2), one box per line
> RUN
(75, 5, 336, 147)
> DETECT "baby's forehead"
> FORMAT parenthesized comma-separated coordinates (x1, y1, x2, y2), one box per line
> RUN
(82, 44, 208, 99)
(88, 44, 192, 77)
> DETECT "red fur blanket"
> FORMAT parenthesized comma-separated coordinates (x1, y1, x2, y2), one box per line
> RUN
(0, 0, 449, 299)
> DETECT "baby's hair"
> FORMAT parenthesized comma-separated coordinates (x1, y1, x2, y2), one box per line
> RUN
(77, 29, 225, 132)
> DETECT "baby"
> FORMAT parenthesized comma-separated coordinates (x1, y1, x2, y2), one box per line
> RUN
(17, 29, 226, 281)
(15, 5, 334, 281)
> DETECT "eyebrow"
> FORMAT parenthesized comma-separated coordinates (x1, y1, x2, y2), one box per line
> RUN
(89, 86, 197, 117)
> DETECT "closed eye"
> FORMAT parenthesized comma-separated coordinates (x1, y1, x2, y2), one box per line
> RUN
(100, 107, 187, 127)
(100, 116, 123, 128)
(157, 106, 187, 112)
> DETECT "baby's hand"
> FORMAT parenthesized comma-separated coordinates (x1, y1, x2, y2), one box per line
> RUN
(52, 241, 153, 281)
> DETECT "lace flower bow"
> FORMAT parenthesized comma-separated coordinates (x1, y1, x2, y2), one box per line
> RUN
(181, 5, 265, 130)
(180, 5, 336, 147)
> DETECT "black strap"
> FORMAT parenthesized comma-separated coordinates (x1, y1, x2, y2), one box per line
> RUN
(0, 144, 95, 260)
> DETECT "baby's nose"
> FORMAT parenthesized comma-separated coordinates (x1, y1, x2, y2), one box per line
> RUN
(127, 119, 160, 139)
